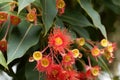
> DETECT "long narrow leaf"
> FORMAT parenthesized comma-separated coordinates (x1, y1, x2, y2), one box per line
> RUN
(77, 0, 107, 38)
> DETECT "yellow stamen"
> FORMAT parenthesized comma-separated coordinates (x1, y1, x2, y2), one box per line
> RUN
(33, 51, 42, 61)
(41, 58, 49, 67)
(64, 55, 71, 62)
(77, 38, 85, 46)
(72, 49, 80, 58)
(100, 39, 108, 47)
(57, 0, 65, 8)
(91, 67, 100, 76)
(107, 45, 113, 53)
(91, 47, 100, 56)
(55, 37, 63, 46)
(27, 13, 36, 22)
(52, 70, 58, 77)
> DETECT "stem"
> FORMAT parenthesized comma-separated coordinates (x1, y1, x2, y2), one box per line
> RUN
(86, 40, 95, 47)
(41, 46, 48, 53)
(38, 72, 41, 80)
(80, 47, 91, 53)
(77, 59, 86, 67)
(50, 48, 54, 64)
(3, 20, 11, 40)
(88, 56, 91, 67)
(53, 54, 62, 65)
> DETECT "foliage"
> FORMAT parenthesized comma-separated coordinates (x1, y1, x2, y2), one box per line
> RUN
(0, 0, 119, 80)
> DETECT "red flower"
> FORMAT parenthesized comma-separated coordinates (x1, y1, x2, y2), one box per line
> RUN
(0, 39, 7, 52)
(86, 69, 93, 79)
(58, 70, 79, 80)
(10, 15, 21, 26)
(56, 0, 65, 15)
(91, 46, 101, 57)
(26, 8, 37, 23)
(91, 66, 101, 77)
(62, 52, 75, 66)
(85, 66, 101, 79)
(0, 12, 8, 23)
(36, 56, 52, 72)
(48, 27, 71, 53)
(47, 64, 62, 80)
(104, 51, 114, 63)
(106, 42, 117, 53)
(77, 72, 86, 80)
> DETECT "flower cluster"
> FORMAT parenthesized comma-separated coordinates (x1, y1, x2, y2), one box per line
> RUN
(30, 27, 116, 80)
(0, 12, 21, 52)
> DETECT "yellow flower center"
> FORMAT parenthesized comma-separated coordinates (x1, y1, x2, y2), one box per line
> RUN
(0, 15, 4, 19)
(64, 55, 71, 62)
(13, 18, 19, 23)
(52, 70, 58, 77)
(55, 37, 63, 46)
(33, 51, 42, 61)
(92, 47, 100, 56)
(41, 58, 50, 67)
(0, 13, 7, 21)
(100, 39, 108, 47)
(27, 13, 35, 22)
(104, 52, 111, 60)
(65, 65, 73, 70)
(107, 45, 113, 53)
(57, 0, 65, 9)
(72, 49, 79, 58)
(91, 68, 99, 76)
(77, 38, 85, 46)
(1, 43, 5, 48)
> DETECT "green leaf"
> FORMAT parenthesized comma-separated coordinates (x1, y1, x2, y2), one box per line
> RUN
(0, 0, 12, 3)
(60, 9, 93, 27)
(25, 62, 43, 80)
(103, 0, 120, 14)
(0, 51, 8, 69)
(40, 0, 57, 35)
(7, 21, 42, 64)
(55, 17, 64, 27)
(72, 26, 90, 39)
(98, 57, 112, 78)
(112, 0, 120, 7)
(33, 0, 42, 8)
(18, 0, 35, 14)
(77, 0, 107, 38)
(0, 2, 11, 11)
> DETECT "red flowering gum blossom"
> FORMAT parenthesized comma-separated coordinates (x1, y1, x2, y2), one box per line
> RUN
(0, 39, 7, 52)
(62, 52, 75, 66)
(0, 12, 8, 24)
(91, 66, 101, 77)
(10, 15, 21, 26)
(104, 51, 114, 63)
(48, 27, 71, 53)
(46, 64, 62, 80)
(91, 46, 101, 57)
(86, 66, 101, 79)
(57, 70, 79, 80)
(56, 0, 65, 15)
(26, 8, 37, 22)
(36, 57, 52, 72)
(77, 72, 87, 80)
